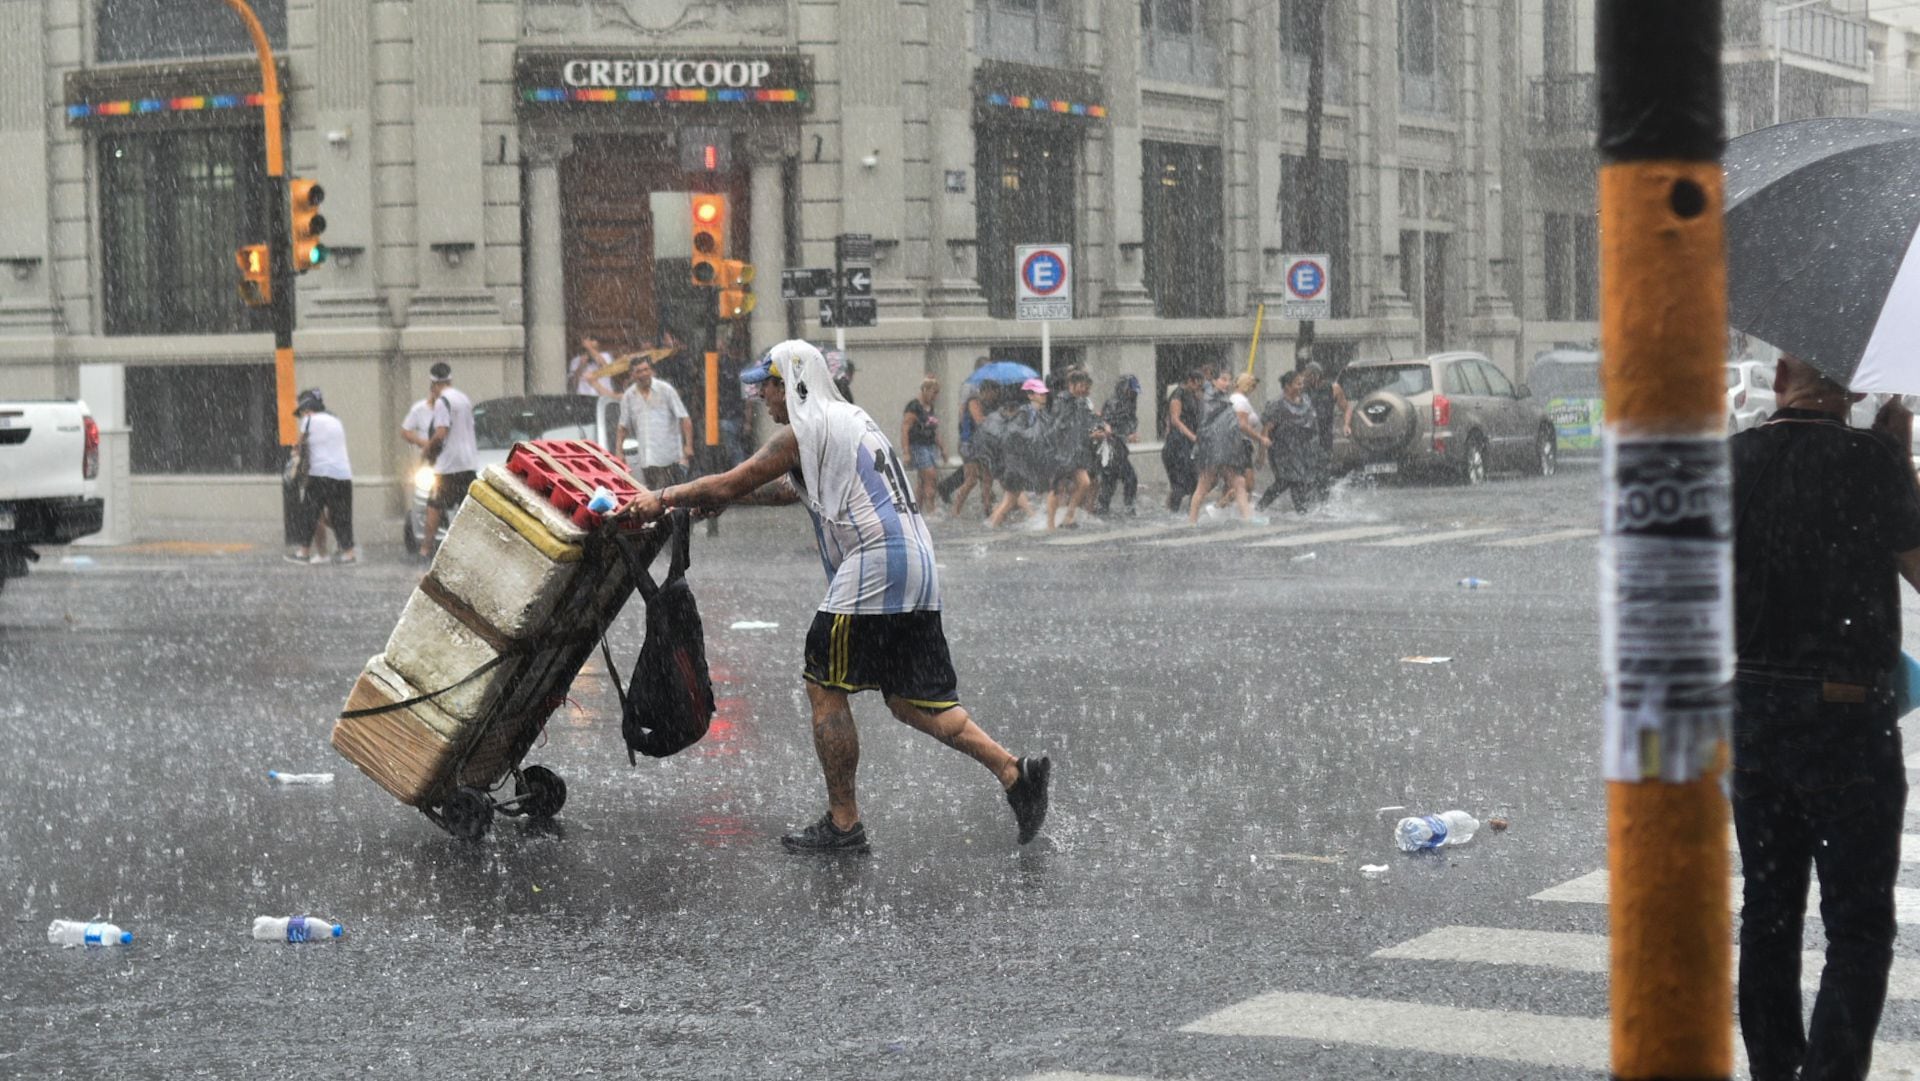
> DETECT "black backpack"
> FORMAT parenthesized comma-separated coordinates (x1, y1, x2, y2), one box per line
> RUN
(606, 511, 714, 763)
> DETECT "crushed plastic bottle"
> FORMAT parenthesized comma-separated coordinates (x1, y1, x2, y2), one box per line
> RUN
(268, 771, 334, 785)
(586, 487, 617, 514)
(47, 919, 132, 947)
(1457, 577, 1490, 589)
(1395, 810, 1480, 852)
(252, 915, 344, 943)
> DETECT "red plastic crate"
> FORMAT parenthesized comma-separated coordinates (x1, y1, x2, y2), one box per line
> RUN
(505, 439, 645, 529)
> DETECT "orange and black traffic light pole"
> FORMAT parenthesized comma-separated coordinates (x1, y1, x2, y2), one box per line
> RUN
(1597, 2, 1733, 1079)
(222, 0, 296, 448)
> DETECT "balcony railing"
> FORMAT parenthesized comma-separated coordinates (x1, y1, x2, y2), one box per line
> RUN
(975, 2, 1072, 69)
(1726, 2, 1869, 72)
(1529, 72, 1596, 136)
(1142, 31, 1222, 86)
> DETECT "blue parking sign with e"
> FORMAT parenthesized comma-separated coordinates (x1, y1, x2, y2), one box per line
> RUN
(1288, 260, 1325, 299)
(1022, 250, 1066, 295)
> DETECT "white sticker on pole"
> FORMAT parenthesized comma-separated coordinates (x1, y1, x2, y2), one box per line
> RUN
(1600, 437, 1733, 783)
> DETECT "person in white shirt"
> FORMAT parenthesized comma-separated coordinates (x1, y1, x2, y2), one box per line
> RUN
(420, 362, 478, 557)
(287, 389, 357, 565)
(617, 341, 1052, 855)
(399, 386, 440, 464)
(614, 358, 693, 488)
(568, 336, 615, 398)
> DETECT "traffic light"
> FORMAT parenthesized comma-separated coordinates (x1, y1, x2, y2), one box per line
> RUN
(235, 244, 271, 307)
(718, 259, 756, 321)
(690, 194, 726, 287)
(290, 178, 327, 272)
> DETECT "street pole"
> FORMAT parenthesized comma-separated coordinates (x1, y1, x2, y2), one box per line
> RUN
(222, 0, 299, 544)
(1597, 3, 1733, 1080)
(1294, 0, 1326, 371)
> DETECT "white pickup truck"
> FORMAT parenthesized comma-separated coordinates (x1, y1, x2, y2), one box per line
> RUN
(0, 401, 104, 592)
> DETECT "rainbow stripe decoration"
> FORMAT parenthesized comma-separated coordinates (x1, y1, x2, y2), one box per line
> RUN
(984, 92, 1107, 119)
(522, 87, 807, 105)
(67, 92, 266, 120)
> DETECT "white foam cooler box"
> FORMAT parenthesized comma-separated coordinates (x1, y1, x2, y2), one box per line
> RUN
(331, 443, 662, 838)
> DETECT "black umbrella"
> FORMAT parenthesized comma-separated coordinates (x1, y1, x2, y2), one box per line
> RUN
(1724, 116, 1920, 393)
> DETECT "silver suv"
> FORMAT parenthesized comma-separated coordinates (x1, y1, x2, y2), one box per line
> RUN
(1335, 351, 1558, 484)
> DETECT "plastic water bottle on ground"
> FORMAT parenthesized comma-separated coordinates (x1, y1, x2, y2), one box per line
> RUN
(268, 770, 334, 785)
(252, 915, 344, 942)
(586, 487, 617, 514)
(1458, 577, 1490, 589)
(1395, 810, 1480, 852)
(47, 919, 132, 947)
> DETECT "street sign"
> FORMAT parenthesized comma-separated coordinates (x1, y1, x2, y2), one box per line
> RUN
(819, 297, 876, 328)
(781, 267, 835, 300)
(826, 233, 878, 329)
(1015, 244, 1072, 322)
(1279, 253, 1332, 320)
(835, 233, 874, 263)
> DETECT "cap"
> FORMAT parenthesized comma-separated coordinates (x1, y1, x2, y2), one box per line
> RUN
(1021, 378, 1048, 394)
(739, 353, 783, 386)
(293, 388, 324, 415)
(429, 361, 452, 381)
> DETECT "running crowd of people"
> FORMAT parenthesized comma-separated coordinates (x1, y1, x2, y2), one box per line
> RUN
(932, 365, 1138, 531)
(934, 359, 1346, 529)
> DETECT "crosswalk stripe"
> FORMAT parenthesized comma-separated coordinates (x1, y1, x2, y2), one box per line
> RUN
(1142, 526, 1292, 548)
(1362, 527, 1506, 547)
(1479, 527, 1598, 547)
(1907, 750, 1920, 769)
(1246, 525, 1405, 548)
(1183, 991, 1608, 1070)
(1041, 525, 1171, 547)
(1374, 924, 1920, 1001)
(1022, 1074, 1147, 1081)
(1180, 990, 1920, 1078)
(1531, 868, 1920, 924)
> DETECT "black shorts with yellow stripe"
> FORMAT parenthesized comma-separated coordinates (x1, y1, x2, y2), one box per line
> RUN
(803, 609, 961, 712)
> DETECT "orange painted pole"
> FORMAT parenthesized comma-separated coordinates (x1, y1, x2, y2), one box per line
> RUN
(704, 351, 720, 447)
(1597, 3, 1733, 1080)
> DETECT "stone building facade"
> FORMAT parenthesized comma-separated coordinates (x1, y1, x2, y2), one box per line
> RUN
(2, 0, 1584, 528)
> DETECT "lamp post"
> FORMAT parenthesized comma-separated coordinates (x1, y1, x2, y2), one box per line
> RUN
(1774, 0, 1825, 126)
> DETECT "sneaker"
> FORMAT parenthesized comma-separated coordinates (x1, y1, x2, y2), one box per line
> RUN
(333, 550, 359, 565)
(308, 553, 329, 565)
(283, 550, 310, 564)
(781, 814, 871, 854)
(1005, 755, 1052, 845)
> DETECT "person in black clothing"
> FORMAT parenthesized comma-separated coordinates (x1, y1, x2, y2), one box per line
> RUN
(1258, 369, 1320, 513)
(1094, 375, 1141, 515)
(1301, 361, 1347, 497)
(1162, 370, 1203, 513)
(1730, 355, 1920, 1081)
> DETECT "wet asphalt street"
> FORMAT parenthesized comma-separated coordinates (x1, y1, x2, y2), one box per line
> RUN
(6, 462, 1918, 1080)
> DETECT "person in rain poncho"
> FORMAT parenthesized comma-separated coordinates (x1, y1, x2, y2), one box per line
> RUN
(1257, 369, 1321, 514)
(1045, 370, 1105, 530)
(1094, 375, 1142, 516)
(619, 340, 1052, 853)
(988, 378, 1052, 529)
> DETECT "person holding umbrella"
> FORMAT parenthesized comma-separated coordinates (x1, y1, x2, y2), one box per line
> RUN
(1719, 121, 1920, 1080)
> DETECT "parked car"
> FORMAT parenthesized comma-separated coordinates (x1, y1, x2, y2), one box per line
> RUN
(405, 394, 627, 553)
(1727, 359, 1777, 433)
(0, 400, 103, 593)
(1529, 348, 1603, 458)
(1334, 351, 1557, 485)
